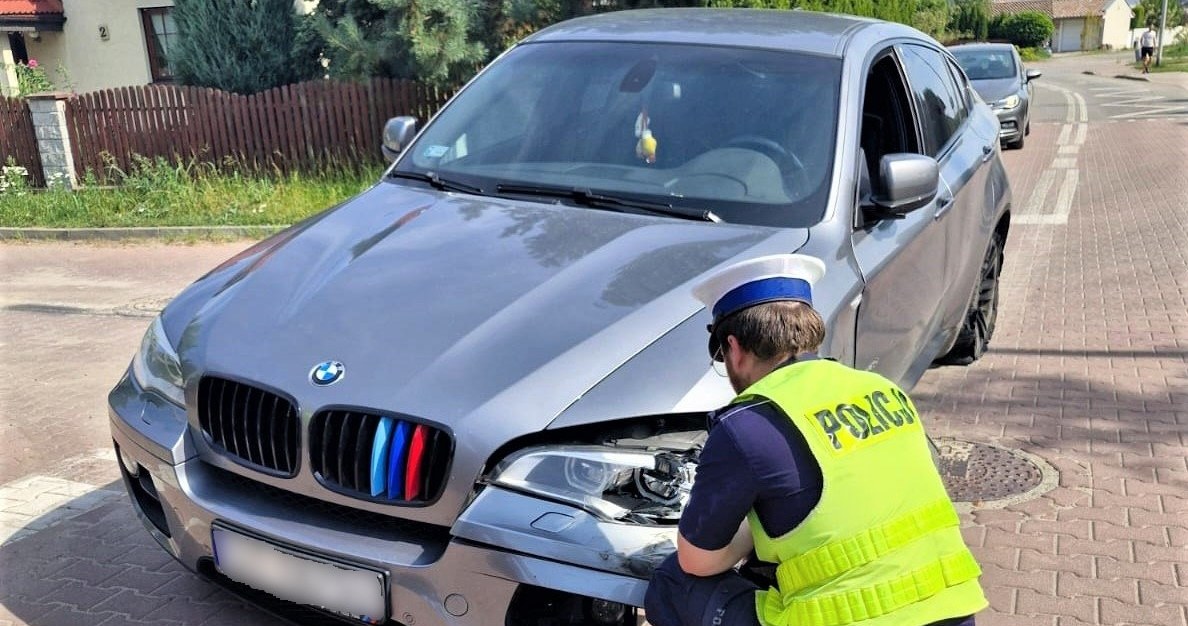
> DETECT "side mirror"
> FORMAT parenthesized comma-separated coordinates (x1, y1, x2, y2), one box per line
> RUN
(382, 116, 418, 162)
(1025, 69, 1042, 82)
(871, 154, 939, 216)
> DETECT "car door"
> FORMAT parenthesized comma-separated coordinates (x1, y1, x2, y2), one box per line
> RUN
(850, 48, 951, 388)
(897, 43, 990, 351)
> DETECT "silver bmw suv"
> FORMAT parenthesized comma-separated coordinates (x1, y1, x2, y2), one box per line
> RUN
(109, 8, 1011, 626)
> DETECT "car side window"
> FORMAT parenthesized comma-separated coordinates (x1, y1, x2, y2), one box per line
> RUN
(898, 45, 967, 156)
(859, 52, 921, 200)
(946, 59, 975, 110)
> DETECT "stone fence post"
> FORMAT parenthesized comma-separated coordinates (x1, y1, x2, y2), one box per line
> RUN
(25, 93, 77, 189)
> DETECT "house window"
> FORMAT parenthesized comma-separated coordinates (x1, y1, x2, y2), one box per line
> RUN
(141, 7, 177, 82)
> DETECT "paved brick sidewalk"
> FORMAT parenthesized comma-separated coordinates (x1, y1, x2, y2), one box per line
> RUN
(913, 115, 1188, 624)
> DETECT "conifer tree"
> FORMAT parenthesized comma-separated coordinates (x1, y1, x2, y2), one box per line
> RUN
(170, 0, 317, 94)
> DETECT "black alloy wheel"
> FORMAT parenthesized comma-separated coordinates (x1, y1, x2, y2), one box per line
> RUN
(936, 233, 1003, 365)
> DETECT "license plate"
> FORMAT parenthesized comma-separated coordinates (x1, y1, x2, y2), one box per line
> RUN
(212, 525, 388, 624)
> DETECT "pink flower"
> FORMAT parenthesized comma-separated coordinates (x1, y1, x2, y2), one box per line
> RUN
(27, 59, 38, 68)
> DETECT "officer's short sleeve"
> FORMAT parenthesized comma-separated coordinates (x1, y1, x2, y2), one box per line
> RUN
(678, 413, 759, 551)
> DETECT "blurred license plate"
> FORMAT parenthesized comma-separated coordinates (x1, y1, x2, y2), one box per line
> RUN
(212, 525, 387, 624)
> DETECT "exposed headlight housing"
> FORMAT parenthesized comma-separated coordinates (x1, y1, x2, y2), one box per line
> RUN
(489, 445, 697, 524)
(995, 94, 1021, 110)
(131, 317, 185, 406)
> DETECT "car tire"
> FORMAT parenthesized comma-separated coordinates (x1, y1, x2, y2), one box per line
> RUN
(936, 233, 1003, 366)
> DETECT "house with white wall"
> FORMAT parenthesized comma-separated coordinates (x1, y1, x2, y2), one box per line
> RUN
(991, 0, 1135, 51)
(1, 0, 316, 96)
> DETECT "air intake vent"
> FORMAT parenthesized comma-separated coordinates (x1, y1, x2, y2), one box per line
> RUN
(310, 411, 451, 504)
(198, 377, 300, 477)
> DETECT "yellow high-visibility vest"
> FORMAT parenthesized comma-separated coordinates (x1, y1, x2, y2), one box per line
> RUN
(733, 359, 987, 626)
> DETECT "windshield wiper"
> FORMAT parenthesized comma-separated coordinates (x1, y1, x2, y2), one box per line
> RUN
(496, 183, 721, 223)
(390, 170, 483, 194)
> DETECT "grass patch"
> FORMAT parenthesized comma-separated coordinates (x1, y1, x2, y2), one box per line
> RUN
(1018, 47, 1052, 62)
(0, 155, 383, 228)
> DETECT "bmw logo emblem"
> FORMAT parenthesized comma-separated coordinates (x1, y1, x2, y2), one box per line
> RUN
(310, 361, 345, 386)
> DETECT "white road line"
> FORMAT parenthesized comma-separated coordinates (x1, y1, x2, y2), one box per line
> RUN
(1052, 158, 1078, 169)
(1051, 169, 1079, 222)
(1058, 145, 1080, 155)
(1073, 124, 1088, 145)
(1014, 214, 1068, 225)
(1023, 170, 1059, 214)
(1074, 93, 1088, 122)
(1064, 89, 1077, 123)
(1057, 124, 1073, 145)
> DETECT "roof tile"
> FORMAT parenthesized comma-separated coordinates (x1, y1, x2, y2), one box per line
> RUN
(0, 0, 64, 17)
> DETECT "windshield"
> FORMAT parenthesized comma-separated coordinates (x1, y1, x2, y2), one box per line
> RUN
(394, 42, 842, 227)
(952, 49, 1017, 81)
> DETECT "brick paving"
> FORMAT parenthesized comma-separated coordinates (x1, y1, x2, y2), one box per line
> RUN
(1, 84, 1185, 626)
(913, 109, 1188, 624)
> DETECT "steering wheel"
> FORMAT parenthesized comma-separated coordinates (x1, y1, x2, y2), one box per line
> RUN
(724, 135, 811, 199)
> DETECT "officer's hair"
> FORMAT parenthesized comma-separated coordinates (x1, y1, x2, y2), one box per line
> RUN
(718, 301, 826, 361)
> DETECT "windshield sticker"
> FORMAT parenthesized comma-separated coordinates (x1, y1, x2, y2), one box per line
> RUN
(423, 145, 449, 159)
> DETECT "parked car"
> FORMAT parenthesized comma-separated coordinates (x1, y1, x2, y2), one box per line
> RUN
(949, 42, 1041, 149)
(109, 9, 1011, 626)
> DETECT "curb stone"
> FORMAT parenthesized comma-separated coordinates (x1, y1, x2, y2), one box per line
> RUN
(0, 225, 288, 241)
(1114, 74, 1152, 82)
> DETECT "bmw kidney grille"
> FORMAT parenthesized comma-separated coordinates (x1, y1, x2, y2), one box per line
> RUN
(198, 377, 301, 477)
(310, 410, 451, 504)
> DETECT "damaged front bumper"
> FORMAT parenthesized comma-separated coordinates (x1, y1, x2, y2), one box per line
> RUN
(109, 373, 674, 626)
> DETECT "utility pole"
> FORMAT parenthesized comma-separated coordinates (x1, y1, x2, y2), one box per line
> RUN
(1157, 0, 1168, 66)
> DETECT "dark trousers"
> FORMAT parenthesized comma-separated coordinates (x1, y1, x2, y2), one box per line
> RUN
(644, 554, 761, 626)
(645, 554, 979, 626)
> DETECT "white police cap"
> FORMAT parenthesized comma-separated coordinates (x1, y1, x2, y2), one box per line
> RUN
(693, 254, 827, 325)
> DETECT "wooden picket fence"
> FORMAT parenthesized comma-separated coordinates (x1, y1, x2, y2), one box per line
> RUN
(0, 96, 45, 187)
(63, 78, 451, 181)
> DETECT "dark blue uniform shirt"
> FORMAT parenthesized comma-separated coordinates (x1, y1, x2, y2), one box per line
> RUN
(679, 398, 823, 549)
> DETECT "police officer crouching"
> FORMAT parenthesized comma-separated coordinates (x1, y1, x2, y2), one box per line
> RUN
(645, 254, 987, 626)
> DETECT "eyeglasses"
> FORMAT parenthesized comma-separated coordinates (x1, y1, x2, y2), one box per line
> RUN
(707, 323, 728, 377)
(711, 344, 728, 377)
(707, 323, 722, 361)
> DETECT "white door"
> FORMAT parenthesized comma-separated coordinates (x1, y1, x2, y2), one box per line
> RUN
(1058, 18, 1086, 51)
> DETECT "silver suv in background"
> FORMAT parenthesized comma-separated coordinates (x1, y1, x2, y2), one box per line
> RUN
(950, 43, 1041, 149)
(109, 9, 1012, 626)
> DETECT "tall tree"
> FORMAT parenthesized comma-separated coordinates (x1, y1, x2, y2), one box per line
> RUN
(314, 0, 487, 86)
(170, 0, 318, 94)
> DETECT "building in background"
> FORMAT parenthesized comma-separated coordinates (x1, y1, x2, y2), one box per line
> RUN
(1, 0, 316, 95)
(991, 0, 1135, 51)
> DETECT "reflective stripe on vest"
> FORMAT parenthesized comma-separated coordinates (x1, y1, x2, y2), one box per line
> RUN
(775, 499, 961, 595)
(774, 551, 982, 626)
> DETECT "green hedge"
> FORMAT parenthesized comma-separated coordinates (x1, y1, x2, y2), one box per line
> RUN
(990, 11, 1055, 48)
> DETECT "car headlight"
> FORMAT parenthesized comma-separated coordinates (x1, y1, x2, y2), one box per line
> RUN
(489, 445, 697, 524)
(131, 317, 185, 406)
(996, 94, 1021, 110)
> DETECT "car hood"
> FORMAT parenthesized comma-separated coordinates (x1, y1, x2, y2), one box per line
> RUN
(175, 182, 805, 506)
(970, 77, 1020, 104)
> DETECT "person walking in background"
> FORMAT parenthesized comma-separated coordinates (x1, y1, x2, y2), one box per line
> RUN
(1141, 25, 1158, 73)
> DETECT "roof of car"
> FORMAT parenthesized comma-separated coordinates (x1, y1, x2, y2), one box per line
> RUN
(948, 42, 1018, 53)
(525, 8, 907, 57)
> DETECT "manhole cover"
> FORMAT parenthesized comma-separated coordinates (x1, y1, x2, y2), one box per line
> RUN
(934, 438, 1044, 502)
(113, 296, 173, 318)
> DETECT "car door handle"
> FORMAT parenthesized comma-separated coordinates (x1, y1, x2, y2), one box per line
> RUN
(981, 143, 994, 162)
(934, 194, 954, 219)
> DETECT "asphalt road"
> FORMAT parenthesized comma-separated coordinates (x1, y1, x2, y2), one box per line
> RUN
(0, 52, 1184, 626)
